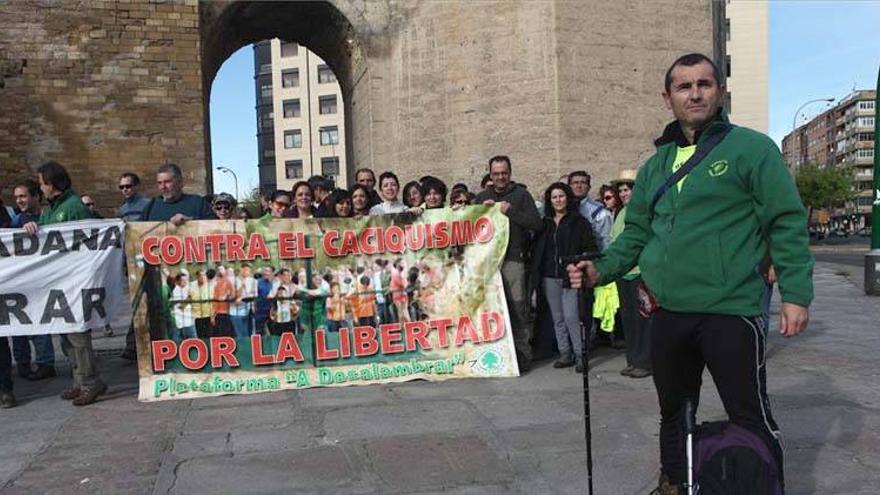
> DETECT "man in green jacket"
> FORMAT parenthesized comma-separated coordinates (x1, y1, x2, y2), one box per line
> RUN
(23, 161, 108, 406)
(569, 53, 812, 494)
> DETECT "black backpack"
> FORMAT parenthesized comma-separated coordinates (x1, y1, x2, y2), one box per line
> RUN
(691, 421, 783, 495)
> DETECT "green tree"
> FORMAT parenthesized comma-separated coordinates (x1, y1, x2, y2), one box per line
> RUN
(239, 186, 264, 218)
(795, 163, 854, 221)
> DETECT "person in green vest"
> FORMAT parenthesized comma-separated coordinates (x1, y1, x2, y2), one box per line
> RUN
(22, 161, 108, 406)
(568, 53, 813, 494)
(609, 169, 652, 379)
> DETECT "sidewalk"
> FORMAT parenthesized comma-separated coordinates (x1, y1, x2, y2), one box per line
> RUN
(1, 262, 878, 494)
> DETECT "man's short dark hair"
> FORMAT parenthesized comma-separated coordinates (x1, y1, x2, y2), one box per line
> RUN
(157, 163, 182, 179)
(36, 161, 72, 192)
(15, 179, 42, 199)
(308, 175, 332, 192)
(119, 172, 141, 186)
(488, 155, 512, 172)
(355, 167, 375, 180)
(568, 170, 591, 186)
(480, 173, 492, 188)
(664, 53, 723, 93)
(378, 171, 399, 187)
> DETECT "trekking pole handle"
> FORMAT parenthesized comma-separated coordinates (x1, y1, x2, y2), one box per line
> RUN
(561, 252, 603, 265)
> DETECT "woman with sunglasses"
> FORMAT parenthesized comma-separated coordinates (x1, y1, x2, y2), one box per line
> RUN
(349, 184, 372, 217)
(212, 193, 237, 220)
(448, 188, 471, 210)
(610, 169, 651, 379)
(598, 184, 622, 218)
(531, 182, 598, 373)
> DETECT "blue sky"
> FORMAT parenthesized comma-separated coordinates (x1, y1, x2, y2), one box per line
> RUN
(210, 3, 880, 195)
(769, 0, 880, 145)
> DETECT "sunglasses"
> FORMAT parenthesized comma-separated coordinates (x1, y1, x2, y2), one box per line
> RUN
(274, 201, 291, 208)
(118, 184, 133, 190)
(214, 204, 231, 210)
(83, 202, 95, 207)
(603, 195, 614, 201)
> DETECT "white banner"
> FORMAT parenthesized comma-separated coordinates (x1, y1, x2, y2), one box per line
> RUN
(0, 219, 130, 337)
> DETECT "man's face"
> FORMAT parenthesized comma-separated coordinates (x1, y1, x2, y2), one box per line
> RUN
(82, 196, 97, 212)
(270, 194, 291, 218)
(262, 267, 273, 279)
(489, 160, 511, 193)
(118, 176, 137, 199)
(213, 202, 232, 219)
(156, 172, 183, 201)
(380, 177, 399, 202)
(13, 186, 38, 212)
(241, 266, 251, 278)
(357, 171, 375, 189)
(568, 174, 590, 199)
(37, 174, 57, 200)
(662, 61, 723, 133)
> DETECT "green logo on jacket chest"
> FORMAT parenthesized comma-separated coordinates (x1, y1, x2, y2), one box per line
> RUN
(708, 160, 728, 177)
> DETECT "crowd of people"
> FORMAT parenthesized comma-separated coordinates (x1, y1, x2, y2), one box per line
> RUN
(0, 154, 644, 409)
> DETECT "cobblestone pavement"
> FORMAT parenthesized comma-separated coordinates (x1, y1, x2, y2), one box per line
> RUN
(1, 263, 878, 494)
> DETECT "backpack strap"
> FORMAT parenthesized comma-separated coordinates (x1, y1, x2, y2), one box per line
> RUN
(650, 124, 735, 213)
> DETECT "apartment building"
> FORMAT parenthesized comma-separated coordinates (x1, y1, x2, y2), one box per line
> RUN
(253, 39, 347, 194)
(724, 0, 769, 133)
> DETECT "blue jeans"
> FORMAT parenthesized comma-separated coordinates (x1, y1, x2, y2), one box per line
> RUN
(760, 282, 773, 335)
(326, 319, 344, 333)
(12, 334, 55, 367)
(230, 315, 251, 338)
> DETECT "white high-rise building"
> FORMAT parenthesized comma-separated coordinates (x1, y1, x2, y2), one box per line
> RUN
(253, 40, 347, 194)
(724, 0, 768, 133)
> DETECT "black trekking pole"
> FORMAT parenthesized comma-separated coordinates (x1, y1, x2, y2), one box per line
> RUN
(563, 252, 602, 495)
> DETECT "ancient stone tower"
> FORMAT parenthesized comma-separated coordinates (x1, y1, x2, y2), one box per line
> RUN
(0, 0, 716, 212)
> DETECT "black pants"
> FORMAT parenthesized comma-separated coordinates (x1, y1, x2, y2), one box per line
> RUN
(652, 309, 784, 485)
(617, 278, 651, 370)
(0, 337, 12, 392)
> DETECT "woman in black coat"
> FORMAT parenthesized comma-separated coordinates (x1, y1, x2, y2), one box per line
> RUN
(531, 182, 599, 372)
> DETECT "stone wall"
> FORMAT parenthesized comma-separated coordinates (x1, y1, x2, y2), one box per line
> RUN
(0, 0, 205, 216)
(1, 0, 715, 214)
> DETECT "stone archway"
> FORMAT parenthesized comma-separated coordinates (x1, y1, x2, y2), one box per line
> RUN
(198, 0, 367, 191)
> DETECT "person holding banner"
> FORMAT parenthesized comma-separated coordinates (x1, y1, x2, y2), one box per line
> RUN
(22, 161, 107, 406)
(170, 272, 196, 342)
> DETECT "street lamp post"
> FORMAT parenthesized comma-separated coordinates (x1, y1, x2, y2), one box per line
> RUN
(216, 166, 239, 200)
(791, 97, 836, 134)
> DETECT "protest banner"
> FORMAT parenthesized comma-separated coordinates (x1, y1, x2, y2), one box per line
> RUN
(0, 219, 129, 337)
(125, 205, 517, 402)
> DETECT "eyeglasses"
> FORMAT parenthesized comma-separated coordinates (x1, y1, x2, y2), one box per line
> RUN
(118, 184, 133, 190)
(214, 204, 230, 211)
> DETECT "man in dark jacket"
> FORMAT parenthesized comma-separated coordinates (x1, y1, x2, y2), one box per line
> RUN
(23, 161, 108, 406)
(569, 53, 812, 494)
(474, 155, 542, 372)
(11, 180, 57, 381)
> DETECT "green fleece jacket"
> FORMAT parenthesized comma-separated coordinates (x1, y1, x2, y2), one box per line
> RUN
(595, 115, 814, 316)
(39, 189, 94, 225)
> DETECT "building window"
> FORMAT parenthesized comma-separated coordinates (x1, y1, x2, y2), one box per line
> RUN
(856, 149, 875, 159)
(282, 69, 299, 88)
(320, 126, 339, 145)
(263, 148, 275, 159)
(258, 109, 274, 131)
(284, 129, 302, 149)
(725, 19, 730, 41)
(858, 101, 875, 111)
(319, 95, 338, 115)
(321, 156, 340, 176)
(281, 41, 298, 58)
(725, 55, 731, 78)
(318, 64, 337, 83)
(260, 82, 272, 102)
(283, 99, 301, 118)
(857, 117, 875, 128)
(285, 160, 303, 179)
(858, 132, 874, 142)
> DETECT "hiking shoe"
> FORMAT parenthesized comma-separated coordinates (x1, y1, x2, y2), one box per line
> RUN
(72, 383, 107, 406)
(27, 365, 56, 381)
(553, 357, 574, 368)
(649, 474, 681, 495)
(620, 365, 635, 376)
(119, 349, 137, 361)
(16, 364, 33, 379)
(628, 367, 653, 379)
(0, 391, 16, 409)
(61, 387, 81, 400)
(103, 325, 114, 337)
(575, 361, 586, 373)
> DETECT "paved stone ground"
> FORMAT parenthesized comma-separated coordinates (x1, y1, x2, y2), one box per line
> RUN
(1, 262, 878, 494)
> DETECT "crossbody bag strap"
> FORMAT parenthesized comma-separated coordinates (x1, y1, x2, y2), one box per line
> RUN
(650, 124, 735, 213)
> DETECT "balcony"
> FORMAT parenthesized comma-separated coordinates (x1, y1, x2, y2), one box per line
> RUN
(854, 156, 874, 166)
